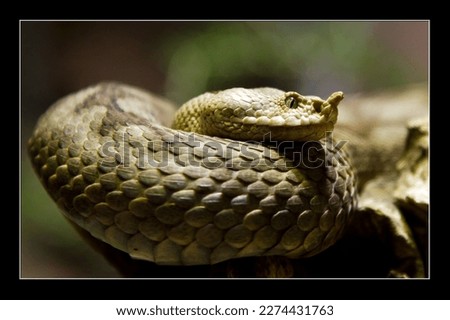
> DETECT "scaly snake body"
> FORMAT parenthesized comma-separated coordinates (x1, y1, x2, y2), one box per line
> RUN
(28, 83, 356, 266)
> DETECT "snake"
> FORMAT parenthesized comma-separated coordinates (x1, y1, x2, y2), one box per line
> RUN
(28, 82, 357, 266)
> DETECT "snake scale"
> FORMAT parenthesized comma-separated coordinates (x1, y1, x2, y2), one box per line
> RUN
(28, 82, 357, 266)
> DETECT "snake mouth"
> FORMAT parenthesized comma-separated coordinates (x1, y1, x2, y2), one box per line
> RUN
(235, 122, 336, 142)
(208, 119, 336, 142)
(240, 111, 335, 127)
(213, 111, 338, 142)
(230, 104, 339, 141)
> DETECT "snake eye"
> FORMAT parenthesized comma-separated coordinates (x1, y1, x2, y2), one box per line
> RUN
(285, 96, 298, 109)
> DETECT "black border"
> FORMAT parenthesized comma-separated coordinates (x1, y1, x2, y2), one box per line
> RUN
(14, 18, 442, 302)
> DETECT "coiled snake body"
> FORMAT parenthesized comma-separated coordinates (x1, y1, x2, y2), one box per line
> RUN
(28, 83, 356, 266)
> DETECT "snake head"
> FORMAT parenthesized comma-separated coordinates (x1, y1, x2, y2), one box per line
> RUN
(277, 90, 343, 140)
(173, 88, 343, 142)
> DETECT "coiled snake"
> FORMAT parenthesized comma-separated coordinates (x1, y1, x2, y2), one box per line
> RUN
(28, 82, 356, 266)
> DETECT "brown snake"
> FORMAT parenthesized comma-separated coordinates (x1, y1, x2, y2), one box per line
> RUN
(28, 82, 356, 266)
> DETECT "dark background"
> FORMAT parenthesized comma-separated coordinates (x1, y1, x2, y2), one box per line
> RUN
(20, 21, 428, 278)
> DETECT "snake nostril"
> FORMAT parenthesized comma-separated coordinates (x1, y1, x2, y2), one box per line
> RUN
(312, 101, 323, 113)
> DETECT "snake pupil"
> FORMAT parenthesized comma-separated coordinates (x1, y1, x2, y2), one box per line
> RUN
(286, 96, 298, 109)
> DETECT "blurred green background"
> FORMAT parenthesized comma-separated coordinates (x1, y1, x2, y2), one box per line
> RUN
(20, 21, 428, 277)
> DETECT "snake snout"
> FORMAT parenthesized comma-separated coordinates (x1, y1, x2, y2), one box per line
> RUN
(326, 91, 344, 108)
